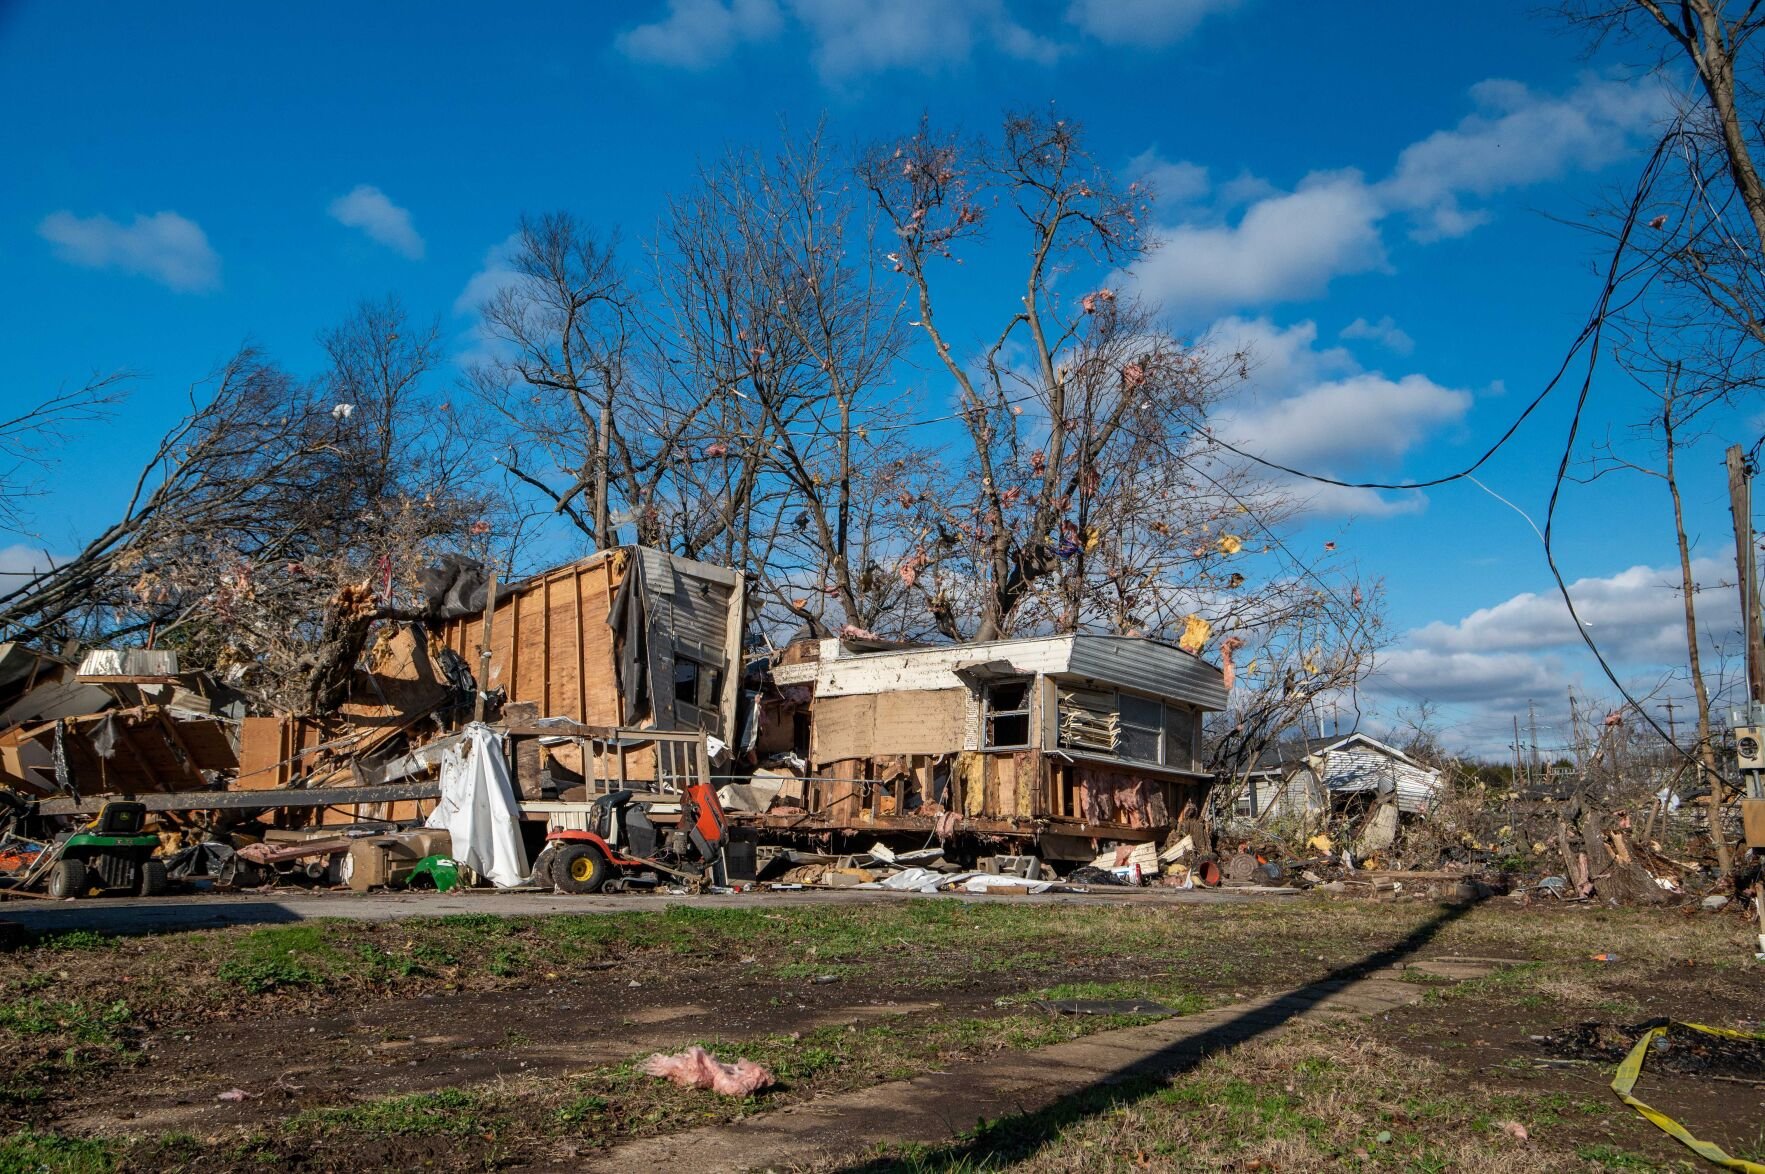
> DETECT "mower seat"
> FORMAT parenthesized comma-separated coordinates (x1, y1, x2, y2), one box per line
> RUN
(95, 802, 147, 837)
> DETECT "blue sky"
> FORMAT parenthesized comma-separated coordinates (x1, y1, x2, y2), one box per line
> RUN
(1, 0, 1750, 755)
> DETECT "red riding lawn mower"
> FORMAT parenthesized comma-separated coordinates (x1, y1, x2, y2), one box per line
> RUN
(531, 781, 729, 894)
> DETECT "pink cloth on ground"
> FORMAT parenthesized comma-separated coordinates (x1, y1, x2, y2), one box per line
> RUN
(641, 1046, 775, 1097)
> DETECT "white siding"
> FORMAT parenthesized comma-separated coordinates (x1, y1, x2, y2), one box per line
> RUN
(1315, 743, 1440, 814)
(812, 635, 1077, 698)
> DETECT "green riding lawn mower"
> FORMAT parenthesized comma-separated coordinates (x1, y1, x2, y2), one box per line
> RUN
(37, 801, 167, 899)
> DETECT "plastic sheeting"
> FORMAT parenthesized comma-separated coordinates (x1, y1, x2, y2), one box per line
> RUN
(425, 722, 530, 888)
(1612, 1022, 1765, 1173)
(857, 868, 1054, 895)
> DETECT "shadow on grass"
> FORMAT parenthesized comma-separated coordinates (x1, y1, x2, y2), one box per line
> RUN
(841, 896, 1486, 1172)
(3, 898, 309, 944)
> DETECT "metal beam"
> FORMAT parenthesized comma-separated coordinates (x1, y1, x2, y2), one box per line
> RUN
(36, 781, 441, 817)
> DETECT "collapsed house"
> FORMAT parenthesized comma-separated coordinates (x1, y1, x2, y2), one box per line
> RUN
(0, 645, 240, 802)
(0, 542, 1244, 890)
(745, 632, 1227, 861)
(0, 547, 742, 883)
(1231, 733, 1443, 831)
(431, 546, 745, 793)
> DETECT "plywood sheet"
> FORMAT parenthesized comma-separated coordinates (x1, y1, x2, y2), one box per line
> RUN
(812, 689, 967, 763)
(435, 551, 625, 726)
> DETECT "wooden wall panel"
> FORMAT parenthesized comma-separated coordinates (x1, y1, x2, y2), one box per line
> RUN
(435, 552, 626, 731)
(812, 690, 967, 763)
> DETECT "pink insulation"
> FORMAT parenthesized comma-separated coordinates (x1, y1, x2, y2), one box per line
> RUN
(641, 1046, 776, 1097)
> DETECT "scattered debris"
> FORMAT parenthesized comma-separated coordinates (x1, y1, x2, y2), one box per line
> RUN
(1036, 998, 1175, 1016)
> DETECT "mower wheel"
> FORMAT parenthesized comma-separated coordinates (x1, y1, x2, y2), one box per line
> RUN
(48, 859, 88, 900)
(136, 860, 168, 897)
(530, 846, 556, 891)
(554, 843, 612, 895)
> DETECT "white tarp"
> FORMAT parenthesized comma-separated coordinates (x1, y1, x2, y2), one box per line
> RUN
(858, 868, 1053, 895)
(860, 867, 947, 892)
(426, 722, 529, 888)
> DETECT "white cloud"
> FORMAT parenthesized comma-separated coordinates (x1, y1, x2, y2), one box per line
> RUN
(617, 0, 1064, 77)
(1370, 557, 1742, 721)
(37, 210, 220, 291)
(1131, 173, 1386, 318)
(1340, 315, 1414, 354)
(1226, 372, 1469, 471)
(0, 544, 55, 580)
(1126, 150, 1210, 205)
(1380, 76, 1668, 241)
(1407, 558, 1739, 663)
(453, 233, 524, 317)
(327, 185, 425, 260)
(616, 0, 783, 68)
(614, 0, 1250, 79)
(788, 0, 1058, 77)
(1127, 75, 1666, 318)
(1066, 0, 1241, 47)
(1375, 647, 1566, 707)
(1199, 316, 1472, 518)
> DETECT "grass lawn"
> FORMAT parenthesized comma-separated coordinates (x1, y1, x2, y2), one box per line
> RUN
(0, 895, 1754, 1170)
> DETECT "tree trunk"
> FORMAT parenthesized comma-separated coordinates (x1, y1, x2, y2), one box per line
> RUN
(1664, 391, 1730, 873)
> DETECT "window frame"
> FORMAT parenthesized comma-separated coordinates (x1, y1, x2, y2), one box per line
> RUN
(1116, 691, 1165, 766)
(671, 654, 725, 716)
(1054, 685, 1196, 770)
(981, 677, 1034, 750)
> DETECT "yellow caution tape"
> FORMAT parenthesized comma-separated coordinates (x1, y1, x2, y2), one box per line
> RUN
(1610, 1021, 1765, 1173)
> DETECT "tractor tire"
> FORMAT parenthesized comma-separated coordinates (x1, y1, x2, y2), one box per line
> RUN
(553, 843, 612, 895)
(136, 860, 168, 897)
(48, 859, 88, 900)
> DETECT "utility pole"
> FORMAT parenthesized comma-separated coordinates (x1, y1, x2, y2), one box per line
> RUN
(1527, 698, 1540, 787)
(1513, 714, 1526, 791)
(1568, 687, 1591, 771)
(1727, 445, 1765, 704)
(1662, 698, 1678, 747)
(1718, 443, 1762, 872)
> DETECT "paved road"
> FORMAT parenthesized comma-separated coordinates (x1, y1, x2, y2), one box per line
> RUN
(0, 882, 1294, 936)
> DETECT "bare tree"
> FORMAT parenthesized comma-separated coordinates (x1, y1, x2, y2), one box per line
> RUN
(468, 214, 703, 553)
(1570, 1, 1765, 249)
(650, 127, 918, 637)
(2, 303, 490, 714)
(0, 349, 323, 648)
(858, 111, 1351, 656)
(0, 375, 128, 535)
(1576, 325, 1748, 868)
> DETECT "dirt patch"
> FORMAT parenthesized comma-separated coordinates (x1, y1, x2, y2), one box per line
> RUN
(58, 971, 972, 1136)
(1370, 958, 1765, 1169)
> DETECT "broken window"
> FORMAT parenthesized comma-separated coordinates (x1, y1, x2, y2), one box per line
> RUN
(1057, 687, 1118, 752)
(1165, 704, 1197, 769)
(983, 679, 1031, 748)
(672, 657, 724, 714)
(673, 658, 701, 707)
(1057, 687, 1187, 768)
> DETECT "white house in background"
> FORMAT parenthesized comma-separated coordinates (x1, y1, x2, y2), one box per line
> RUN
(1232, 733, 1443, 822)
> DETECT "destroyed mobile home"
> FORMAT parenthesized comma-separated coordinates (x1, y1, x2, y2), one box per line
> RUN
(746, 633, 1226, 862)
